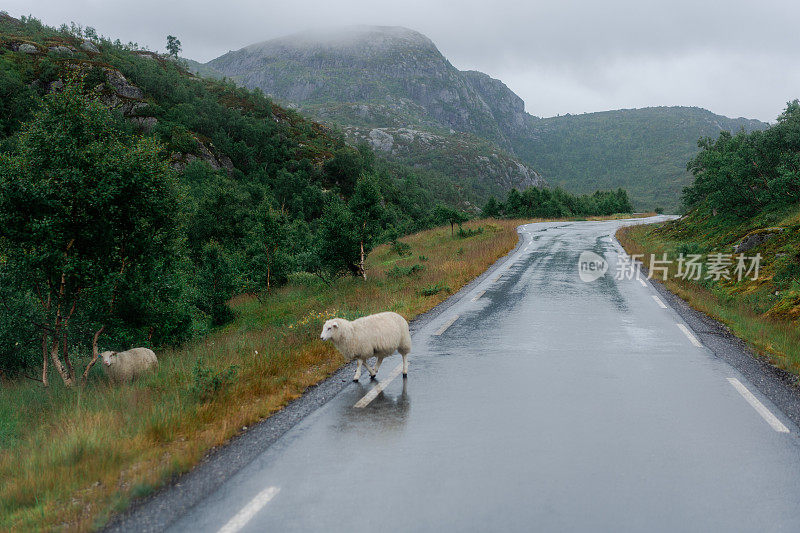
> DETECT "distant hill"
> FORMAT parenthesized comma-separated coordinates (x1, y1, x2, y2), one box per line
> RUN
(517, 108, 767, 212)
(194, 25, 770, 211)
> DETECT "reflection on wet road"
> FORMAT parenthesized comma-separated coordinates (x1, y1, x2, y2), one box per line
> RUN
(168, 217, 800, 532)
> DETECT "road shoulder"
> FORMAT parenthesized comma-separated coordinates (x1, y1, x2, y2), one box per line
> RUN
(634, 252, 800, 431)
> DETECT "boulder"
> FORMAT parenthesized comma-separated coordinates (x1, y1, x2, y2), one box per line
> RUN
(128, 116, 158, 133)
(80, 40, 100, 53)
(48, 45, 74, 57)
(105, 70, 144, 100)
(170, 136, 235, 174)
(18, 43, 38, 55)
(733, 227, 783, 254)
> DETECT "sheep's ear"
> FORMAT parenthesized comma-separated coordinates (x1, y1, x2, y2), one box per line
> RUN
(331, 323, 338, 328)
(111, 351, 117, 356)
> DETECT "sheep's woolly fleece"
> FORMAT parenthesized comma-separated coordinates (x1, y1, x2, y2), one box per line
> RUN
(320, 311, 411, 379)
(101, 347, 158, 382)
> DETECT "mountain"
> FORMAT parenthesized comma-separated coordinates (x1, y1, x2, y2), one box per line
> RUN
(196, 26, 770, 211)
(208, 26, 509, 144)
(202, 26, 546, 196)
(517, 107, 767, 211)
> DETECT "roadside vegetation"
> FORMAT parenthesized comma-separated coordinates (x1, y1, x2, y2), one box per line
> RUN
(618, 100, 800, 376)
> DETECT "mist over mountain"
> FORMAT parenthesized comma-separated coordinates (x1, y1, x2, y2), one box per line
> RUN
(209, 27, 510, 143)
(198, 25, 769, 211)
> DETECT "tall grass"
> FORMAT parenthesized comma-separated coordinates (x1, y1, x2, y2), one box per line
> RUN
(0, 218, 524, 531)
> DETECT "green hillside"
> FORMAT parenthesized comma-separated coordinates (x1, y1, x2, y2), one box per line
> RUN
(515, 107, 767, 212)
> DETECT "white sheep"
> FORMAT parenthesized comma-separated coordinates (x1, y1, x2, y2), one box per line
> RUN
(320, 311, 412, 381)
(100, 348, 158, 382)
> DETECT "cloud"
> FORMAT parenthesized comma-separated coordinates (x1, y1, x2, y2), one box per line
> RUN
(5, 0, 798, 121)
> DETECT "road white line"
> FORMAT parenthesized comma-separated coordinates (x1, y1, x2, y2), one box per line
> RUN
(354, 364, 404, 408)
(676, 323, 703, 347)
(493, 274, 502, 282)
(652, 295, 668, 308)
(434, 314, 459, 336)
(471, 290, 485, 302)
(638, 277, 647, 287)
(727, 378, 790, 433)
(218, 486, 280, 533)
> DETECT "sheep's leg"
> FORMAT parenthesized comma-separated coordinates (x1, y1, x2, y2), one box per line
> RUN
(353, 359, 363, 381)
(371, 357, 383, 379)
(364, 358, 377, 379)
(401, 353, 409, 377)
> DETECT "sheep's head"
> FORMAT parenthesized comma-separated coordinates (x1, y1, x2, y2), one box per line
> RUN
(99, 351, 117, 366)
(320, 319, 341, 341)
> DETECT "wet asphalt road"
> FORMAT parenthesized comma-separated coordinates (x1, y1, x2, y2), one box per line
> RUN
(166, 217, 800, 532)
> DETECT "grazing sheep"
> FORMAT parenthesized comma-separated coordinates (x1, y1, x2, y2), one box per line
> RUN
(100, 348, 158, 382)
(320, 312, 411, 381)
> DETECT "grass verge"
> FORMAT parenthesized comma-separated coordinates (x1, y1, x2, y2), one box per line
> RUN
(0, 218, 526, 531)
(616, 216, 800, 376)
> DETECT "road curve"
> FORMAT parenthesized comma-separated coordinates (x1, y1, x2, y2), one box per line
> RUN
(125, 217, 800, 532)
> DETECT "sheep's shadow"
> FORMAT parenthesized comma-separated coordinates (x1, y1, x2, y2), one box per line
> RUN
(333, 378, 410, 436)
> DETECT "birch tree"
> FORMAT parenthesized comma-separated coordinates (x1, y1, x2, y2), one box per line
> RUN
(0, 79, 183, 386)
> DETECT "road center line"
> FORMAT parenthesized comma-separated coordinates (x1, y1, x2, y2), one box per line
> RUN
(676, 323, 703, 347)
(471, 290, 485, 302)
(652, 295, 668, 308)
(218, 486, 280, 533)
(727, 378, 790, 433)
(354, 364, 404, 408)
(434, 314, 459, 335)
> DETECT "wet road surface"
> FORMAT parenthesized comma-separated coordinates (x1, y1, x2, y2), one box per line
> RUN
(167, 217, 800, 532)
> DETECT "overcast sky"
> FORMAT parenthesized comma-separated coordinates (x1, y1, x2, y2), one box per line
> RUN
(6, 0, 799, 122)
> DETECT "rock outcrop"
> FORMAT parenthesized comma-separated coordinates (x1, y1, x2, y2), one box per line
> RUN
(733, 228, 784, 254)
(346, 126, 545, 191)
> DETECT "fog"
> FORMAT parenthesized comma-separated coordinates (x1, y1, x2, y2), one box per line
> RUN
(6, 0, 799, 122)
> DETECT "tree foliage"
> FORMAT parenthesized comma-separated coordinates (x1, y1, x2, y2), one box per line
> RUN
(684, 100, 800, 218)
(166, 35, 181, 58)
(482, 186, 633, 219)
(349, 174, 387, 278)
(433, 205, 469, 235)
(0, 79, 188, 383)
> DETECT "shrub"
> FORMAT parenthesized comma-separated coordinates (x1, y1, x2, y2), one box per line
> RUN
(457, 226, 484, 238)
(189, 357, 237, 401)
(773, 250, 800, 290)
(420, 282, 450, 296)
(287, 272, 326, 287)
(387, 264, 425, 278)
(391, 240, 412, 256)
